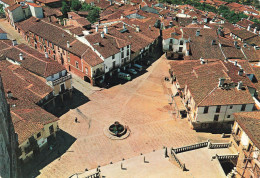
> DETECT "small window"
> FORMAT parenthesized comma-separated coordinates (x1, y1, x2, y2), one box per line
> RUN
(112, 55, 115, 59)
(241, 104, 246, 111)
(180, 40, 183, 45)
(229, 105, 233, 109)
(178, 47, 183, 52)
(203, 106, 209, 114)
(37, 132, 41, 138)
(49, 125, 54, 134)
(121, 52, 124, 58)
(236, 127, 241, 135)
(170, 39, 173, 43)
(214, 115, 219, 121)
(227, 115, 231, 118)
(247, 143, 252, 152)
(216, 105, 221, 113)
(76, 62, 79, 69)
(127, 45, 129, 49)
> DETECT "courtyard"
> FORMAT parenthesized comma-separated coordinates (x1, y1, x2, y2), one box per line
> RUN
(37, 55, 230, 177)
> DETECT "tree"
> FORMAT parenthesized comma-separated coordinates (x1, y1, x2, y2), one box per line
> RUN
(61, 1, 70, 17)
(71, 0, 81, 11)
(87, 7, 100, 23)
(80, 2, 93, 11)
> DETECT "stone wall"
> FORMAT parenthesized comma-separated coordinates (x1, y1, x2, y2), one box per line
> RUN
(0, 76, 20, 178)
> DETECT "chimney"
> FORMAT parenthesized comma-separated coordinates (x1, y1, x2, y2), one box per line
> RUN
(96, 25, 98, 32)
(247, 24, 251, 31)
(181, 9, 184, 14)
(254, 27, 257, 34)
(123, 23, 126, 30)
(237, 81, 243, 90)
(136, 25, 140, 32)
(234, 60, 238, 66)
(169, 21, 173, 27)
(218, 78, 225, 87)
(101, 31, 104, 38)
(121, 14, 124, 19)
(12, 40, 17, 46)
(104, 26, 108, 34)
(211, 40, 216, 45)
(45, 52, 48, 58)
(200, 57, 204, 64)
(67, 41, 70, 48)
(139, 4, 141, 9)
(192, 16, 197, 24)
(196, 29, 200, 36)
(110, 0, 112, 5)
(238, 68, 243, 76)
(234, 41, 238, 48)
(7, 91, 13, 99)
(149, 25, 151, 30)
(19, 53, 23, 60)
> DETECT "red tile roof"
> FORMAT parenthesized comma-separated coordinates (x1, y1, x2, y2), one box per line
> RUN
(233, 111, 260, 149)
(85, 29, 131, 59)
(11, 105, 58, 144)
(82, 47, 103, 67)
(231, 28, 257, 40)
(36, 0, 60, 4)
(236, 18, 254, 29)
(1, 0, 16, 6)
(171, 60, 255, 107)
(7, 4, 21, 11)
(26, 2, 41, 7)
(0, 43, 65, 78)
(0, 60, 53, 104)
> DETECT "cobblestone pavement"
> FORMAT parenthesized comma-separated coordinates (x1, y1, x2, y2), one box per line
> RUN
(38, 55, 230, 178)
(0, 19, 27, 44)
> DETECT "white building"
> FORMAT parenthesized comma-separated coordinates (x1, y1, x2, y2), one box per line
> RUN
(171, 59, 256, 130)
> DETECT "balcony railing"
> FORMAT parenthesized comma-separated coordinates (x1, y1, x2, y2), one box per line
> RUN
(50, 74, 72, 86)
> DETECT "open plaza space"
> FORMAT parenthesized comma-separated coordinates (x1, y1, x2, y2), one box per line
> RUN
(35, 55, 230, 178)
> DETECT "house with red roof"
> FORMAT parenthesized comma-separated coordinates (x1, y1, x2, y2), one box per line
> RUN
(230, 111, 260, 178)
(170, 59, 256, 130)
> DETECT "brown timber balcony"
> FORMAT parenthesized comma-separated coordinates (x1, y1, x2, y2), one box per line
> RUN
(50, 74, 72, 86)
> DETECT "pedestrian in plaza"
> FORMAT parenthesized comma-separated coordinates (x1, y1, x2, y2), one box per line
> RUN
(75, 117, 78, 123)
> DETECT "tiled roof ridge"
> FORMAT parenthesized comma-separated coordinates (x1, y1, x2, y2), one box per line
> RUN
(11, 111, 25, 122)
(14, 45, 51, 77)
(197, 86, 218, 106)
(105, 33, 127, 48)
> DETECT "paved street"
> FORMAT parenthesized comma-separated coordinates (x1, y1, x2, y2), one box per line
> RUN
(0, 19, 27, 44)
(38, 55, 229, 178)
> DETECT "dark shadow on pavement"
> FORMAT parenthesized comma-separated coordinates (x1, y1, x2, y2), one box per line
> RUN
(52, 88, 90, 117)
(21, 129, 76, 178)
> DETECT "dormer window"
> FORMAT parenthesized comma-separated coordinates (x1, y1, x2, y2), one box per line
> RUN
(180, 40, 183, 45)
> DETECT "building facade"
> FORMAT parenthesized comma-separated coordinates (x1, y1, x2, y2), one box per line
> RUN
(0, 76, 20, 178)
(230, 111, 260, 178)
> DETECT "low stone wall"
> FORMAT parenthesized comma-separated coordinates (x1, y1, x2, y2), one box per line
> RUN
(208, 142, 231, 149)
(169, 149, 186, 171)
(173, 141, 208, 154)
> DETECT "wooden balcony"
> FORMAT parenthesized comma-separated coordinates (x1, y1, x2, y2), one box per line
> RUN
(50, 74, 72, 86)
